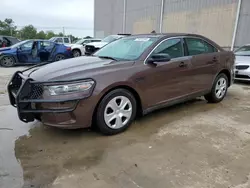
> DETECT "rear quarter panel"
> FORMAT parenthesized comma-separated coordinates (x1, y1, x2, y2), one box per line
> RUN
(218, 51, 235, 84)
(52, 44, 73, 60)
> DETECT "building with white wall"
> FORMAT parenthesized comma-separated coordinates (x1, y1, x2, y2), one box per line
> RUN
(94, 0, 249, 49)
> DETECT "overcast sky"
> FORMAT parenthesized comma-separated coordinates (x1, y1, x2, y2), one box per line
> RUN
(0, 0, 94, 37)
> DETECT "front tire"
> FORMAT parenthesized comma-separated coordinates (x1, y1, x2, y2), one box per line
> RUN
(95, 89, 137, 135)
(72, 49, 81, 57)
(0, 56, 15, 67)
(205, 73, 228, 103)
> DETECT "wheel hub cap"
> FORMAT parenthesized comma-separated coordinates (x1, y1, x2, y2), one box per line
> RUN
(104, 96, 132, 129)
(215, 77, 227, 99)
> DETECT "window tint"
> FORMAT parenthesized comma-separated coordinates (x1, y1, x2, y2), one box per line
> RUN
(91, 40, 101, 42)
(152, 38, 183, 58)
(185, 38, 216, 56)
(64, 38, 70, 43)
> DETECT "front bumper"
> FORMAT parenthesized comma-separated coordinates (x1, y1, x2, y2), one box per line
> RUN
(234, 66, 250, 81)
(8, 71, 94, 128)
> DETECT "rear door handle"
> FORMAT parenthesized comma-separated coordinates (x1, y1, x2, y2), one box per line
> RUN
(179, 62, 187, 68)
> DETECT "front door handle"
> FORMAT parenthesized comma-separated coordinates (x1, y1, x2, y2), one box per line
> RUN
(212, 57, 218, 62)
(179, 62, 187, 68)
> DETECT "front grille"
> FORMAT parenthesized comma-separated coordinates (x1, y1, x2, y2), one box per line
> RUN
(235, 75, 250, 79)
(235, 65, 249, 70)
(27, 83, 43, 99)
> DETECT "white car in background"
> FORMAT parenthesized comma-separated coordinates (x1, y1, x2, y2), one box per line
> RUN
(234, 44, 250, 81)
(71, 38, 101, 57)
(85, 34, 131, 55)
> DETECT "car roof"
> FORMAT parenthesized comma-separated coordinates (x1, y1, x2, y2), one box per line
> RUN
(0, 35, 18, 39)
(130, 33, 209, 38)
(27, 39, 54, 42)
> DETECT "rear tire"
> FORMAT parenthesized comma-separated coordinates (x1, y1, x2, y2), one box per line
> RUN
(55, 54, 65, 61)
(72, 49, 81, 57)
(205, 73, 228, 103)
(95, 89, 137, 135)
(0, 56, 15, 67)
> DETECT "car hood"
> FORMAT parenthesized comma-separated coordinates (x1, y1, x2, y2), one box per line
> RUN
(86, 42, 108, 48)
(0, 47, 12, 52)
(235, 55, 250, 65)
(28, 56, 134, 81)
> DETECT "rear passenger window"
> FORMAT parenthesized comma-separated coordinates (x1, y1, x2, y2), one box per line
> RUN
(185, 38, 217, 56)
(152, 38, 183, 59)
(41, 41, 53, 47)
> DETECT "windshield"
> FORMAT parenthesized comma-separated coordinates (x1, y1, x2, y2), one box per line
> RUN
(235, 45, 250, 56)
(94, 37, 159, 61)
(102, 35, 121, 43)
(49, 37, 56, 41)
(75, 39, 85, 44)
(11, 40, 29, 48)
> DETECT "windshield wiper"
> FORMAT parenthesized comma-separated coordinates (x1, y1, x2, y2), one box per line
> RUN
(98, 56, 118, 61)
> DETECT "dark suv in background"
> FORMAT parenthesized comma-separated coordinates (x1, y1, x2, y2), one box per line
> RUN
(8, 33, 234, 135)
(0, 35, 20, 48)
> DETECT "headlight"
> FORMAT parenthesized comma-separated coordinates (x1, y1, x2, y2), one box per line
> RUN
(46, 81, 94, 96)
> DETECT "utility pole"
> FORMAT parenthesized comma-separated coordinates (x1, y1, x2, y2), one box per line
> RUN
(160, 0, 165, 33)
(63, 27, 65, 36)
(122, 0, 127, 33)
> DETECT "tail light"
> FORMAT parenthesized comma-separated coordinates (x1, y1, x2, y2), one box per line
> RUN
(66, 47, 71, 51)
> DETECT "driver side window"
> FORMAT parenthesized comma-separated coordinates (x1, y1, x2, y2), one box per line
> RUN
(152, 38, 184, 59)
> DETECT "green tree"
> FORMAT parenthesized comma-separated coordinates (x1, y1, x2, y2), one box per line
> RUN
(36, 31, 46, 39)
(46, 31, 56, 39)
(20, 25, 37, 39)
(0, 18, 17, 36)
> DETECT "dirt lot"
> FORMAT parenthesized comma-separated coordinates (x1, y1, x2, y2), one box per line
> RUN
(1, 67, 250, 188)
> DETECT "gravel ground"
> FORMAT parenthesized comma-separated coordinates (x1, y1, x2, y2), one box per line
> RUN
(0, 67, 250, 188)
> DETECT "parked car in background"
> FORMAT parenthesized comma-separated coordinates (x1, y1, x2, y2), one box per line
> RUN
(8, 33, 234, 135)
(0, 39, 72, 67)
(85, 34, 130, 55)
(0, 35, 20, 48)
(49, 37, 71, 45)
(234, 44, 250, 81)
(71, 38, 101, 57)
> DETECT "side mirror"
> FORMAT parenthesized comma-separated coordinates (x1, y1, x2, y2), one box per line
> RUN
(147, 53, 171, 65)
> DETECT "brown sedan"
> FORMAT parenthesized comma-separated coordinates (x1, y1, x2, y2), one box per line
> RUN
(8, 33, 235, 135)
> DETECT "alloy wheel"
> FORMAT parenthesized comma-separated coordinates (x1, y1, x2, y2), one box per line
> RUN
(104, 96, 133, 129)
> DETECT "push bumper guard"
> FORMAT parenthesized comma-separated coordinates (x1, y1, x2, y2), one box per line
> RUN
(8, 71, 84, 123)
